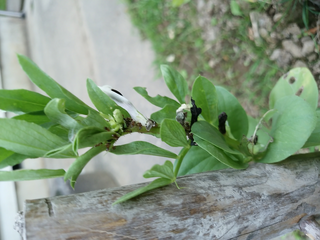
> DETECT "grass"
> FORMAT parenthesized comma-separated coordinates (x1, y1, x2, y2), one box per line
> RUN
(0, 0, 6, 10)
(123, 0, 317, 117)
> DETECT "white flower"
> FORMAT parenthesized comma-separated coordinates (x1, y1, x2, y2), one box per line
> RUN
(99, 85, 155, 130)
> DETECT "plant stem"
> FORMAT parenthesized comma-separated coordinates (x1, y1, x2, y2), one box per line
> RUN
(174, 144, 191, 177)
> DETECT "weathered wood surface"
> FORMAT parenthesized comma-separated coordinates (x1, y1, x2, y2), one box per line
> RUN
(22, 153, 320, 240)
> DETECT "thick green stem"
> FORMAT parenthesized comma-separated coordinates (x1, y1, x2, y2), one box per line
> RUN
(174, 144, 191, 177)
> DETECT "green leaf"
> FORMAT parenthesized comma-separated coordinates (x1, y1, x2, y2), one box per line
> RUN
(143, 160, 175, 180)
(259, 96, 317, 163)
(160, 65, 188, 104)
(44, 98, 84, 132)
(0, 89, 51, 113)
(304, 109, 320, 148)
(113, 177, 172, 205)
(86, 78, 130, 118)
(246, 116, 271, 148)
(64, 144, 106, 188)
(194, 136, 248, 169)
(80, 110, 110, 129)
(216, 86, 248, 141)
(111, 141, 177, 158)
(269, 68, 318, 110)
(134, 87, 180, 108)
(150, 105, 177, 124)
(73, 127, 114, 153)
(47, 125, 69, 142)
(13, 111, 51, 126)
(0, 169, 65, 181)
(160, 119, 188, 147)
(191, 76, 218, 126)
(17, 54, 90, 114)
(0, 148, 28, 169)
(192, 121, 241, 155)
(230, 0, 242, 16)
(0, 119, 69, 157)
(177, 146, 229, 176)
(302, 0, 309, 29)
(44, 144, 77, 158)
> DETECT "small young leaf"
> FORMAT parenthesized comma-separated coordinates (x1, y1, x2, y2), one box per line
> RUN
(13, 111, 51, 126)
(0, 89, 51, 113)
(113, 178, 172, 205)
(160, 65, 189, 104)
(143, 160, 175, 180)
(304, 109, 320, 148)
(86, 79, 130, 118)
(134, 87, 180, 108)
(0, 169, 65, 181)
(80, 110, 110, 129)
(216, 86, 248, 141)
(192, 121, 241, 155)
(111, 141, 177, 158)
(230, 0, 242, 16)
(259, 96, 317, 163)
(64, 144, 106, 188)
(269, 68, 318, 110)
(44, 98, 84, 132)
(0, 119, 68, 157)
(17, 54, 90, 114)
(160, 119, 188, 147)
(73, 127, 114, 153)
(177, 146, 229, 176)
(0, 148, 28, 169)
(150, 105, 177, 124)
(194, 136, 248, 169)
(191, 76, 218, 126)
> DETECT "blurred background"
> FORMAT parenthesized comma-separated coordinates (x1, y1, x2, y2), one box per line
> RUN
(0, 0, 319, 239)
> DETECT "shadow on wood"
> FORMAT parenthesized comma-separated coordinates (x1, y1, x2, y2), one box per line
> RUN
(19, 153, 320, 239)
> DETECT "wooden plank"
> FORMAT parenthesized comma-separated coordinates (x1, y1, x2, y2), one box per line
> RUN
(21, 153, 320, 239)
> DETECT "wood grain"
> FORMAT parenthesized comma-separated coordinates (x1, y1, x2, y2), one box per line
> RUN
(21, 153, 320, 239)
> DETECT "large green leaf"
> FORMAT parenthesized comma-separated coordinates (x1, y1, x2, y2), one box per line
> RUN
(13, 111, 51, 126)
(269, 67, 318, 110)
(86, 79, 130, 118)
(192, 121, 241, 155)
(160, 119, 188, 147)
(44, 98, 84, 132)
(0, 89, 50, 113)
(160, 65, 188, 104)
(304, 109, 320, 148)
(113, 177, 172, 205)
(0, 169, 65, 181)
(259, 96, 317, 163)
(150, 105, 177, 124)
(216, 86, 248, 141)
(191, 76, 218, 126)
(111, 141, 177, 158)
(0, 118, 68, 157)
(17, 54, 90, 114)
(177, 146, 229, 176)
(64, 144, 106, 188)
(0, 148, 28, 169)
(134, 87, 180, 108)
(143, 160, 175, 180)
(194, 136, 248, 169)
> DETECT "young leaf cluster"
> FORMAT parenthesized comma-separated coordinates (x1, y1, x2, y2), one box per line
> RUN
(0, 55, 319, 205)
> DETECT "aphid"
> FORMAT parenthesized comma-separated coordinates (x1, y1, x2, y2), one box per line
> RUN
(95, 142, 102, 147)
(136, 122, 142, 130)
(253, 135, 258, 145)
(112, 134, 119, 140)
(104, 127, 110, 131)
(218, 112, 228, 135)
(105, 142, 111, 151)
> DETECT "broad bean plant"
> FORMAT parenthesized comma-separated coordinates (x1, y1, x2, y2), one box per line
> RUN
(0, 55, 319, 204)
